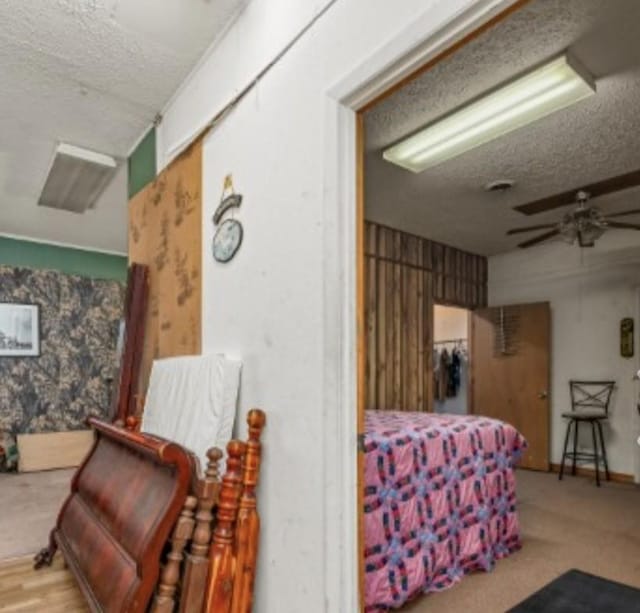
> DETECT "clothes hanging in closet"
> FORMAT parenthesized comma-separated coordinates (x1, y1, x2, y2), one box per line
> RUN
(447, 349, 462, 397)
(433, 345, 465, 401)
(434, 348, 450, 402)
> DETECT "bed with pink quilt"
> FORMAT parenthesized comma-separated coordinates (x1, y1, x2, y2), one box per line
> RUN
(363, 410, 527, 611)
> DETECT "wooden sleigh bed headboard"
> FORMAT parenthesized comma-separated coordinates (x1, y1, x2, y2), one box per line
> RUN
(34, 410, 266, 613)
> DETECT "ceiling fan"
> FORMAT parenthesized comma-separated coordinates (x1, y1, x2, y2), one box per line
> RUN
(507, 190, 640, 249)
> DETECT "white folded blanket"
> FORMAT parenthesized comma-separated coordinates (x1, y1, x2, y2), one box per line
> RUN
(141, 354, 241, 472)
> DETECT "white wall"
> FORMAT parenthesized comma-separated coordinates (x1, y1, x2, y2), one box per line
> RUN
(157, 0, 337, 166)
(434, 304, 468, 341)
(489, 232, 640, 479)
(156, 0, 516, 610)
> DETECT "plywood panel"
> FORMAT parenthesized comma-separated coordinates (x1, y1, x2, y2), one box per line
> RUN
(392, 262, 402, 409)
(364, 221, 487, 412)
(365, 224, 378, 411)
(128, 140, 203, 396)
(377, 261, 387, 408)
(406, 266, 418, 410)
(17, 431, 94, 472)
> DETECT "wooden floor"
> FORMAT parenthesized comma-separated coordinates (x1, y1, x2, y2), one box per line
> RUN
(0, 555, 87, 612)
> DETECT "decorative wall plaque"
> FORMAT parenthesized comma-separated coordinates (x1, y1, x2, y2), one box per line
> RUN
(621, 317, 634, 358)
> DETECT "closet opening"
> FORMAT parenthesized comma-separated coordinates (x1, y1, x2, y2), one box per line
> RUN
(433, 304, 471, 415)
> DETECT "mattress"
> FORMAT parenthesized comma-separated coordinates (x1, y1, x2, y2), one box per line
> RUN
(141, 354, 241, 472)
(364, 410, 527, 611)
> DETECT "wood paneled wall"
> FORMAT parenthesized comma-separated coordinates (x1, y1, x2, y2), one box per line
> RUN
(364, 221, 487, 412)
(128, 140, 203, 396)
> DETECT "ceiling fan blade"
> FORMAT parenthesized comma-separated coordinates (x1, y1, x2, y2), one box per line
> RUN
(606, 208, 640, 218)
(506, 224, 557, 235)
(517, 229, 561, 248)
(605, 220, 640, 230)
(514, 168, 640, 216)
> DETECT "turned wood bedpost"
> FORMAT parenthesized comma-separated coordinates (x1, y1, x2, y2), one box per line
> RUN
(231, 409, 266, 613)
(179, 447, 223, 613)
(151, 495, 197, 613)
(125, 416, 140, 431)
(203, 440, 246, 613)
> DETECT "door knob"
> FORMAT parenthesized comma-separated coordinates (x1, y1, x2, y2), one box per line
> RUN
(538, 391, 548, 399)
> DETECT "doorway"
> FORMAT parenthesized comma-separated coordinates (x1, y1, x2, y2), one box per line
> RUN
(432, 300, 552, 468)
(345, 2, 535, 611)
(433, 304, 471, 415)
(353, 0, 640, 609)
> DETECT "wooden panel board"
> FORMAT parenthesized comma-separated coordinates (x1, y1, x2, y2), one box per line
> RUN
(17, 431, 94, 472)
(364, 221, 487, 412)
(128, 140, 203, 396)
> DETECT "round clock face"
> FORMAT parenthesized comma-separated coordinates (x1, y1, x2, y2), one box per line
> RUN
(212, 218, 243, 263)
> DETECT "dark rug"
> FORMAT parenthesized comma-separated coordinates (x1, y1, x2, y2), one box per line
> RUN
(508, 570, 640, 613)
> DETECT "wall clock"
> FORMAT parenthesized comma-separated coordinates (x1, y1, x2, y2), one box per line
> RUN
(212, 218, 243, 263)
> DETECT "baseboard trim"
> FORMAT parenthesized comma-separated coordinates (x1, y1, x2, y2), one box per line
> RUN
(550, 463, 635, 484)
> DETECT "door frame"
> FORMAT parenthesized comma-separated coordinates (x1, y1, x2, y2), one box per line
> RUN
(324, 0, 528, 609)
(635, 286, 640, 484)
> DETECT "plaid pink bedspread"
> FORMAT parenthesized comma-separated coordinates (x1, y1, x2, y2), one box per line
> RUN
(364, 410, 527, 611)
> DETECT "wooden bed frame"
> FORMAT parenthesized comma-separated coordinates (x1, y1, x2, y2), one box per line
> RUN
(34, 410, 266, 613)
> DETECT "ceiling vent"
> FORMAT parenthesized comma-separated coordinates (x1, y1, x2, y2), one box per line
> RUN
(38, 143, 117, 214)
(485, 179, 515, 193)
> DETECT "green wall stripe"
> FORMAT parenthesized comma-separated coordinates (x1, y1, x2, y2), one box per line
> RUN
(128, 126, 157, 199)
(0, 236, 127, 281)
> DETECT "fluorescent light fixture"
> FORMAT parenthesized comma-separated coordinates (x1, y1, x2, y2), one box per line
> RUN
(39, 143, 118, 214)
(383, 55, 595, 173)
(56, 143, 117, 168)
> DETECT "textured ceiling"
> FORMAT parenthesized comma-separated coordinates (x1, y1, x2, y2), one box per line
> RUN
(0, 0, 246, 253)
(364, 0, 640, 256)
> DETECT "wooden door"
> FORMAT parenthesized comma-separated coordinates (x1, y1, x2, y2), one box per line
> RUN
(470, 302, 550, 470)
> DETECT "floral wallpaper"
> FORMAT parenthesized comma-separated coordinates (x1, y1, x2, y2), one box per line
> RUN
(0, 266, 124, 434)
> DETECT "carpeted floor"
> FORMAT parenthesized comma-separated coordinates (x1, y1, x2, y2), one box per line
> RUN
(402, 470, 640, 612)
(0, 469, 74, 561)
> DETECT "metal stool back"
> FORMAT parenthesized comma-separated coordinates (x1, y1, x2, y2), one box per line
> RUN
(569, 380, 615, 416)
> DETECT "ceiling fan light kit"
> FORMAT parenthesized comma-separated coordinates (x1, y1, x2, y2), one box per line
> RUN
(383, 54, 595, 173)
(558, 208, 605, 247)
(508, 190, 640, 249)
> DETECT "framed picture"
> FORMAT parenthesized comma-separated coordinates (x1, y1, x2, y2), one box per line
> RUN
(0, 303, 40, 357)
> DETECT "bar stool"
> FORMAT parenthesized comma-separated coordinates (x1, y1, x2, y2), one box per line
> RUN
(558, 380, 614, 487)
